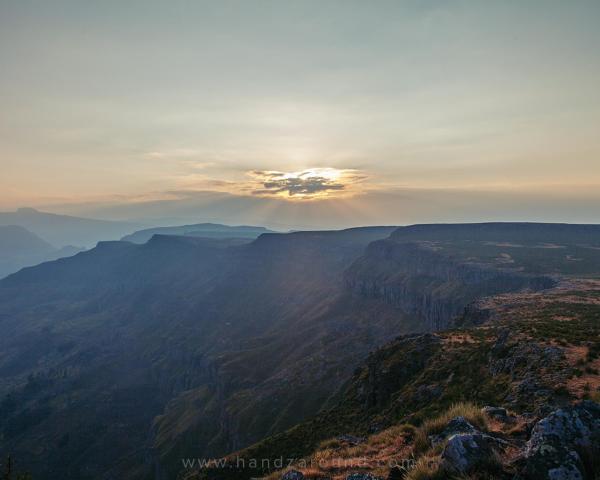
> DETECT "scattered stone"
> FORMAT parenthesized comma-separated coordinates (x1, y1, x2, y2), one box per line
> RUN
(346, 474, 381, 480)
(337, 434, 366, 446)
(524, 401, 600, 480)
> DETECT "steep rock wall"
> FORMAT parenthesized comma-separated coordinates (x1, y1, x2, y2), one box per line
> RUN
(344, 240, 555, 330)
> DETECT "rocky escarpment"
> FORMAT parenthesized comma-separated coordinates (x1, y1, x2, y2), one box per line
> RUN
(344, 239, 555, 330)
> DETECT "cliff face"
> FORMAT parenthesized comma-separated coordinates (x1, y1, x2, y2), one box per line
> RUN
(344, 239, 555, 330)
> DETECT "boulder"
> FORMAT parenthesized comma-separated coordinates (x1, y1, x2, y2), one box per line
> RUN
(524, 401, 600, 480)
(428, 416, 478, 447)
(282, 470, 305, 480)
(441, 433, 503, 473)
(483, 406, 511, 421)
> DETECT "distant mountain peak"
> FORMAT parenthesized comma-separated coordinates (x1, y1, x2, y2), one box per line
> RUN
(0, 208, 141, 248)
(16, 207, 40, 213)
(0, 224, 54, 251)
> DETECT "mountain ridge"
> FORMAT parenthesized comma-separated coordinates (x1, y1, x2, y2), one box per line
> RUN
(0, 225, 84, 279)
(121, 223, 276, 244)
(0, 207, 141, 248)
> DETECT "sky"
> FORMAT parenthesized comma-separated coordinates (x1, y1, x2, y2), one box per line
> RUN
(1, 0, 599, 229)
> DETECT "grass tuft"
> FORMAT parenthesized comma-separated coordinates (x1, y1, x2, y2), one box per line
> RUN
(414, 402, 487, 454)
(404, 456, 444, 480)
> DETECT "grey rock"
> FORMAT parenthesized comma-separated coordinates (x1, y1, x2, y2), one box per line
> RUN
(445, 416, 478, 435)
(483, 406, 511, 421)
(282, 470, 305, 480)
(337, 434, 366, 445)
(524, 401, 600, 480)
(441, 433, 503, 473)
(429, 416, 478, 447)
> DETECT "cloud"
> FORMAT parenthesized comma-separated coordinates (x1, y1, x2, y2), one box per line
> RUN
(250, 168, 365, 199)
(255, 172, 344, 196)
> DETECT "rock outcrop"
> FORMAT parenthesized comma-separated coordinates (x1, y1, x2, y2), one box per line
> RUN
(482, 406, 512, 422)
(524, 401, 600, 480)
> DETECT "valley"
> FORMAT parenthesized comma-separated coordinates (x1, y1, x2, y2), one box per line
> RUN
(0, 223, 598, 480)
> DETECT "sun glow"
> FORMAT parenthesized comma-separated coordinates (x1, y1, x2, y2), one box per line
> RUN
(248, 168, 365, 200)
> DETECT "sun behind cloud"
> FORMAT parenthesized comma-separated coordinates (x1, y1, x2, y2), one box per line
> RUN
(249, 168, 366, 200)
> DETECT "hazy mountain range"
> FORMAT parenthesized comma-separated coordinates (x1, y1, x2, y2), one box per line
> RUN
(121, 223, 276, 244)
(0, 225, 83, 279)
(0, 208, 277, 278)
(0, 208, 141, 248)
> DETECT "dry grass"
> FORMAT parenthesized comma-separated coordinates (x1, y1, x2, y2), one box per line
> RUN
(442, 333, 476, 344)
(586, 390, 600, 403)
(263, 403, 519, 480)
(403, 456, 443, 480)
(414, 402, 487, 454)
(405, 451, 505, 480)
(565, 347, 600, 399)
(317, 438, 343, 450)
(263, 424, 415, 480)
(368, 424, 416, 448)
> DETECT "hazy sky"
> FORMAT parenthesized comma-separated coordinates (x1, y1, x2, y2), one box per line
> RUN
(1, 0, 599, 228)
